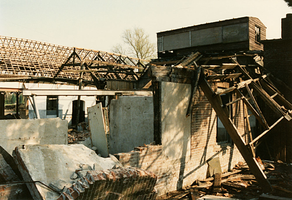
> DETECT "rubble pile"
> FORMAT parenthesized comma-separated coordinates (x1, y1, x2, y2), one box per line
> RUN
(157, 161, 292, 200)
(68, 129, 91, 144)
(0, 144, 157, 200)
(57, 167, 158, 200)
(68, 122, 91, 144)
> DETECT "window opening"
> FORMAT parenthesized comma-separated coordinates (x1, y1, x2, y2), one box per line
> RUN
(255, 26, 261, 43)
(46, 96, 58, 116)
(217, 93, 231, 143)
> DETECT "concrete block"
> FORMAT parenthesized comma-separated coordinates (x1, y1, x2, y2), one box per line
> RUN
(109, 96, 154, 154)
(0, 118, 68, 155)
(88, 103, 109, 157)
(13, 144, 120, 200)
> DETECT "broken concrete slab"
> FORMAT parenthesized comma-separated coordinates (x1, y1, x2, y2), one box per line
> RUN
(88, 103, 109, 157)
(0, 118, 68, 155)
(13, 144, 120, 200)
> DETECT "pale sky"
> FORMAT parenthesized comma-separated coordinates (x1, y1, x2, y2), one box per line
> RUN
(1, 0, 292, 52)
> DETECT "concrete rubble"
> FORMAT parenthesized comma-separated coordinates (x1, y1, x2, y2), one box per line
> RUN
(12, 144, 157, 200)
(0, 117, 158, 200)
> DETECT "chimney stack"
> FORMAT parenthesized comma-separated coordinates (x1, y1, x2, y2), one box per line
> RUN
(282, 13, 292, 39)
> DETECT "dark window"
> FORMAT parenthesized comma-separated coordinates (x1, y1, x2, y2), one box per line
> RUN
(217, 93, 231, 143)
(46, 96, 58, 115)
(255, 26, 261, 43)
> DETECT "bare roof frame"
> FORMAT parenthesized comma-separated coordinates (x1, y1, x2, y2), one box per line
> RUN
(0, 36, 151, 87)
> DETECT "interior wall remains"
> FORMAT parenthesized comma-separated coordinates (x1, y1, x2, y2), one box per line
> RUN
(0, 118, 68, 155)
(109, 96, 154, 154)
(117, 81, 246, 196)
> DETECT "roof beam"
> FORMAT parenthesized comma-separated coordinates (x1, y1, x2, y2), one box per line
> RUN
(22, 89, 152, 96)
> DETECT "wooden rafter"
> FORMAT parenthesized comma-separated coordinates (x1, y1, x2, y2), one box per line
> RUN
(161, 51, 292, 192)
(0, 36, 151, 85)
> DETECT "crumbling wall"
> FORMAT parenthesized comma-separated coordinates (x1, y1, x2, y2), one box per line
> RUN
(117, 82, 245, 196)
(109, 96, 154, 154)
(0, 118, 68, 155)
(57, 168, 157, 200)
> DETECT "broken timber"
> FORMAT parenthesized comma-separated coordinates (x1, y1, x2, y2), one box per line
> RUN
(0, 36, 152, 88)
(199, 71, 273, 192)
(163, 52, 292, 193)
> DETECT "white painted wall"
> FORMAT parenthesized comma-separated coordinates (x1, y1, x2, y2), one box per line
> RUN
(0, 82, 97, 124)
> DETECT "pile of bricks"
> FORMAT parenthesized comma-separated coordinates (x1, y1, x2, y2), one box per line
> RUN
(57, 167, 157, 200)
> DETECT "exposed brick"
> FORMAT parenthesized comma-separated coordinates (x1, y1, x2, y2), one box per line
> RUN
(117, 84, 246, 197)
(56, 167, 157, 200)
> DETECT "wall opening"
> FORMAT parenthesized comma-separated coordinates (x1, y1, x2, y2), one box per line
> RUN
(217, 93, 231, 143)
(255, 26, 261, 43)
(46, 96, 58, 116)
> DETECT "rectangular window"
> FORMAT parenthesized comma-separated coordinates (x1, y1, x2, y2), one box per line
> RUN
(46, 96, 58, 116)
(217, 93, 231, 143)
(255, 26, 261, 43)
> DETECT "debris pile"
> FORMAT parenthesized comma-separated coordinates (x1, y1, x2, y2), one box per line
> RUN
(57, 167, 157, 200)
(157, 160, 292, 200)
(0, 144, 157, 200)
(68, 127, 91, 144)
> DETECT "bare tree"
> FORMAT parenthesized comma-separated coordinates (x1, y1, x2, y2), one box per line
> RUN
(112, 28, 156, 60)
(284, 0, 292, 6)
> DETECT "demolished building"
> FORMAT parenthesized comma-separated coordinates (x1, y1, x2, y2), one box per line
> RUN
(117, 16, 292, 196)
(0, 15, 291, 199)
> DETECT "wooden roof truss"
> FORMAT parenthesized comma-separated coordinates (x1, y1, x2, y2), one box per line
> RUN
(0, 36, 150, 87)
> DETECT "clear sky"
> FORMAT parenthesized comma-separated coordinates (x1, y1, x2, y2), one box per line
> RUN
(1, 0, 292, 52)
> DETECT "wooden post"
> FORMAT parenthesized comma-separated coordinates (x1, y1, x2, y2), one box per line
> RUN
(199, 72, 272, 192)
(213, 173, 222, 193)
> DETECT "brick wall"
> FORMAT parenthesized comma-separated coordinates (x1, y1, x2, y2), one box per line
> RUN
(263, 39, 292, 162)
(117, 83, 246, 196)
(57, 168, 157, 200)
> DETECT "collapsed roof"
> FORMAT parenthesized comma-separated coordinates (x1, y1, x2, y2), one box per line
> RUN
(0, 36, 151, 87)
(151, 51, 292, 192)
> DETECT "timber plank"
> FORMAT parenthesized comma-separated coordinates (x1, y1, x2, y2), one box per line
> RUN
(199, 71, 272, 193)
